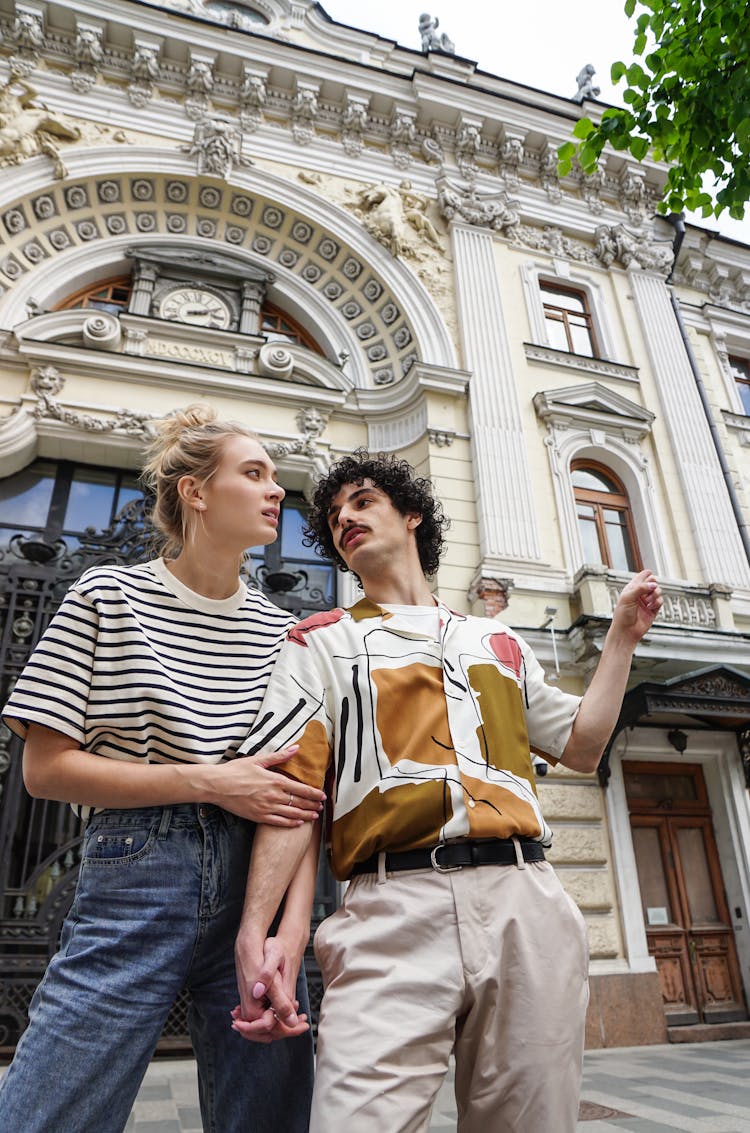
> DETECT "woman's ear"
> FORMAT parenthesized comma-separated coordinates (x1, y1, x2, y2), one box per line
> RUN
(177, 474, 205, 512)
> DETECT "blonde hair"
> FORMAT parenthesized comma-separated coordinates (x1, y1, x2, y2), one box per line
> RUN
(142, 403, 259, 558)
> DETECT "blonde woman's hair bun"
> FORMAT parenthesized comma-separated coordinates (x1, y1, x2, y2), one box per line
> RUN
(155, 403, 219, 448)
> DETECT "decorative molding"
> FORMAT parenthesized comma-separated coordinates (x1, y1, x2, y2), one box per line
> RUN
(437, 176, 519, 237)
(533, 382, 654, 440)
(594, 224, 674, 273)
(525, 344, 640, 384)
(28, 365, 155, 439)
(180, 116, 254, 179)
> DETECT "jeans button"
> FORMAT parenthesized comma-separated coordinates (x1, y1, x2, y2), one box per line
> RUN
(198, 805, 208, 818)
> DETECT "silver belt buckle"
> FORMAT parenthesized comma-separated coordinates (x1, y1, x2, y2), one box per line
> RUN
(430, 844, 462, 873)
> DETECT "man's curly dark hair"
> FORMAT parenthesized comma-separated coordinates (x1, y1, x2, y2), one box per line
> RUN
(303, 451, 449, 580)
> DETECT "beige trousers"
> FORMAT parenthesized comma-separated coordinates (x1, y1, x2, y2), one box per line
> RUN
(311, 859, 589, 1133)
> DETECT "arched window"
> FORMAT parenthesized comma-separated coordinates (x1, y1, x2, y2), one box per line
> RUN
(56, 276, 132, 316)
(540, 281, 598, 357)
(259, 303, 322, 352)
(571, 460, 642, 571)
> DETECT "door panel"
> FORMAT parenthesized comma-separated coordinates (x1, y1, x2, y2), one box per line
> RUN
(625, 761, 747, 1027)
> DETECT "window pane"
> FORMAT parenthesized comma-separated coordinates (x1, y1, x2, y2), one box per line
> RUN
(736, 380, 750, 415)
(544, 313, 570, 352)
(676, 827, 719, 924)
(576, 507, 602, 564)
(281, 504, 308, 559)
(631, 826, 673, 924)
(541, 286, 585, 313)
(572, 468, 619, 493)
(0, 461, 56, 528)
(569, 321, 595, 357)
(63, 469, 118, 533)
(604, 514, 635, 571)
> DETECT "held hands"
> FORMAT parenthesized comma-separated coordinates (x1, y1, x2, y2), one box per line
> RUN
(204, 746, 325, 826)
(611, 569, 663, 646)
(232, 932, 309, 1044)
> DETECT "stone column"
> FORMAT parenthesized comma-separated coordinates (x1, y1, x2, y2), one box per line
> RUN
(239, 278, 266, 335)
(630, 270, 750, 588)
(452, 223, 540, 562)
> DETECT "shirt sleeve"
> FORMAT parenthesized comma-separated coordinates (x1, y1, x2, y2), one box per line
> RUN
(518, 634, 581, 762)
(2, 584, 98, 744)
(236, 631, 333, 789)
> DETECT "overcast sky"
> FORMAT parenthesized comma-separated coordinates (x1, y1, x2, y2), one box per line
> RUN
(321, 0, 749, 245)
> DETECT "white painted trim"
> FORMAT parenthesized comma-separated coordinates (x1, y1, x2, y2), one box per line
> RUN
(519, 260, 623, 363)
(0, 146, 457, 374)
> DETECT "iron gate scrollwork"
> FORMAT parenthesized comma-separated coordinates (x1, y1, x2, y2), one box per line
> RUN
(0, 484, 336, 1056)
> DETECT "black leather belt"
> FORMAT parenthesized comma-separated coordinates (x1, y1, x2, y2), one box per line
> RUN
(349, 837, 545, 877)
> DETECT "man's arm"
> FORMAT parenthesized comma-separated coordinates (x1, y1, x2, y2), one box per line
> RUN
(560, 569, 662, 773)
(233, 822, 317, 1042)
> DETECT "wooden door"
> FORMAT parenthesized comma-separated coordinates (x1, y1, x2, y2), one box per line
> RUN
(624, 761, 747, 1026)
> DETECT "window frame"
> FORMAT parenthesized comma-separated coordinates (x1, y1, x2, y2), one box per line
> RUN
(571, 458, 643, 572)
(540, 281, 600, 358)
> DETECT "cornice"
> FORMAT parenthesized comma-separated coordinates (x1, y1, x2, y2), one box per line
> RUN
(0, 0, 672, 235)
(524, 344, 640, 385)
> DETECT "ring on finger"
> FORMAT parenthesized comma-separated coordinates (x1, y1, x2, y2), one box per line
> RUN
(288, 791, 294, 806)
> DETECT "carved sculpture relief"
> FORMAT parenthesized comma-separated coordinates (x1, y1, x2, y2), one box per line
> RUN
(498, 136, 524, 189)
(355, 180, 443, 259)
(240, 72, 267, 132)
(0, 81, 82, 179)
(29, 366, 155, 439)
(180, 116, 253, 179)
(580, 168, 605, 215)
(341, 97, 369, 157)
(618, 169, 647, 224)
(594, 224, 674, 273)
(185, 58, 214, 120)
(7, 9, 46, 78)
(539, 148, 563, 203)
(71, 26, 104, 95)
(291, 87, 319, 146)
(128, 44, 160, 108)
(389, 112, 417, 170)
(455, 123, 481, 180)
(437, 176, 520, 237)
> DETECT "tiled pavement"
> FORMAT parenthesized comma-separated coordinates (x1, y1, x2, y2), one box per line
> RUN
(119, 1039, 750, 1132)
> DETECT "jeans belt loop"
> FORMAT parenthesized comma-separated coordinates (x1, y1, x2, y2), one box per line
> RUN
(157, 807, 172, 840)
(377, 851, 387, 884)
(430, 845, 462, 873)
(512, 835, 526, 870)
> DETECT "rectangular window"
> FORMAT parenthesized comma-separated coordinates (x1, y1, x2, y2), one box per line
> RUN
(540, 282, 598, 358)
(729, 355, 750, 415)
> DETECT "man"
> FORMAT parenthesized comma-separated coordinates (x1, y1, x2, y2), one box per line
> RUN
(232, 452, 662, 1133)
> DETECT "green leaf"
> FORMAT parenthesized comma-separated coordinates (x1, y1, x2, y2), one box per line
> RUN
(630, 136, 650, 160)
(572, 117, 595, 139)
(611, 60, 627, 83)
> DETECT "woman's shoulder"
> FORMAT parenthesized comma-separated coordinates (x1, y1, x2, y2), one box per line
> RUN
(73, 559, 161, 597)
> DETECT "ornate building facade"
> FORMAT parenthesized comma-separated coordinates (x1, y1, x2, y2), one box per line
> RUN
(0, 0, 749, 1053)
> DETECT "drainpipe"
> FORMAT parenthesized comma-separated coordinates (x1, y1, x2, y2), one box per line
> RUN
(666, 213, 750, 569)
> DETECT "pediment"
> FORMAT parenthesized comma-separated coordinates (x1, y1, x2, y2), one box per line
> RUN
(533, 382, 654, 438)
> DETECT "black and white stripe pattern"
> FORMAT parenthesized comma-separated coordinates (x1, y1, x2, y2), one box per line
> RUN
(3, 559, 295, 770)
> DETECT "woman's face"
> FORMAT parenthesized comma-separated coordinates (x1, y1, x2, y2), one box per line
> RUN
(195, 434, 285, 552)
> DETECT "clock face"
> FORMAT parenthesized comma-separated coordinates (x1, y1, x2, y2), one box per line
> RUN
(159, 287, 232, 329)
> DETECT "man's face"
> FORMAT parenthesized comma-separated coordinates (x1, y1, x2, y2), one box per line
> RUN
(326, 479, 420, 573)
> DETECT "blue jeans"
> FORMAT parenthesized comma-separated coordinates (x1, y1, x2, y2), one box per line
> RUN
(0, 805, 314, 1133)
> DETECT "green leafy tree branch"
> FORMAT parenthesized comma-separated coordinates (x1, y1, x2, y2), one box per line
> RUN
(558, 0, 750, 220)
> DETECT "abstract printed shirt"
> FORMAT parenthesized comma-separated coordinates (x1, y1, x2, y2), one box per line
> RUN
(239, 598, 581, 880)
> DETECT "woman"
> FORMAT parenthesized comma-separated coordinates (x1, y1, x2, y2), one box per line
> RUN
(0, 405, 324, 1133)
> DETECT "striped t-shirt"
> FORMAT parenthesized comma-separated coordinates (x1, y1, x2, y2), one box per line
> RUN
(3, 559, 295, 790)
